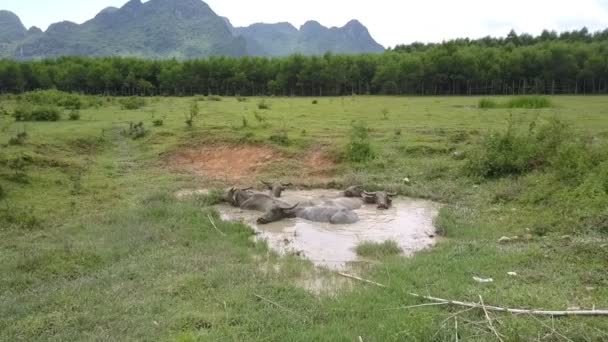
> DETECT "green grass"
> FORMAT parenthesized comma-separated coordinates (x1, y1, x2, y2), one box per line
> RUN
(1, 94, 608, 340)
(479, 96, 553, 109)
(355, 240, 402, 258)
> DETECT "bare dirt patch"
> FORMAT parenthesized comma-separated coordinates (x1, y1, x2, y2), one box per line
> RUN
(303, 150, 337, 178)
(167, 145, 281, 182)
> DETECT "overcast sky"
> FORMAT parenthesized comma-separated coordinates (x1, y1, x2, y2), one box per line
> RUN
(3, 0, 608, 47)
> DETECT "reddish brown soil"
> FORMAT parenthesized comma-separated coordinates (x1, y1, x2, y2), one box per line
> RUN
(167, 145, 281, 182)
(167, 144, 337, 183)
(303, 150, 337, 177)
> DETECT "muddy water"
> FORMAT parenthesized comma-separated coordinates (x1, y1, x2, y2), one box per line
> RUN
(216, 189, 440, 269)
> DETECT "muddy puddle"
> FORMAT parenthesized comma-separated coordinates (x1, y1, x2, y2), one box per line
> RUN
(215, 189, 440, 270)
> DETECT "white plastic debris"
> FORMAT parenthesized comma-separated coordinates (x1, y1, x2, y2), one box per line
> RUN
(473, 276, 494, 283)
(507, 272, 518, 276)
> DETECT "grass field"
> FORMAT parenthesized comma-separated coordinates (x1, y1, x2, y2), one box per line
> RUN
(1, 94, 608, 341)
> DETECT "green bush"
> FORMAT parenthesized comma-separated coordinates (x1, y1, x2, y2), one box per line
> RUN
(20, 90, 102, 109)
(478, 96, 552, 109)
(68, 110, 80, 121)
(345, 122, 375, 163)
(119, 97, 146, 110)
(8, 131, 28, 145)
(153, 119, 164, 127)
(269, 130, 289, 146)
(257, 100, 271, 110)
(13, 105, 61, 121)
(236, 97, 248, 102)
(467, 118, 602, 180)
(505, 96, 552, 109)
(124, 122, 147, 140)
(207, 95, 222, 101)
(478, 98, 498, 108)
(312, 100, 318, 105)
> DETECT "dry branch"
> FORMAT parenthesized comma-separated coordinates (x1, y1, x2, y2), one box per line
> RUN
(207, 214, 226, 236)
(336, 272, 387, 287)
(410, 293, 608, 317)
(479, 295, 504, 342)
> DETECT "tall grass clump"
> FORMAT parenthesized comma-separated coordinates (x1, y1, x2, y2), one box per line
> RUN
(467, 117, 601, 180)
(478, 98, 498, 108)
(257, 99, 271, 110)
(20, 90, 101, 109)
(355, 240, 402, 258)
(119, 97, 146, 110)
(345, 122, 375, 163)
(478, 96, 552, 109)
(506, 96, 553, 109)
(13, 105, 61, 121)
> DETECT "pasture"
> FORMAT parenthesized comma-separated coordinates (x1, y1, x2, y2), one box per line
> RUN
(1, 93, 608, 340)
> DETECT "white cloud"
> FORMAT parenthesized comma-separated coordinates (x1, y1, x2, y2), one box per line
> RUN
(3, 0, 608, 47)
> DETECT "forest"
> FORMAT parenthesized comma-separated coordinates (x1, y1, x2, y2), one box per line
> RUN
(1, 28, 607, 96)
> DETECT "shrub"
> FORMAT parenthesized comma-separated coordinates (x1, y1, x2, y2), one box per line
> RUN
(153, 119, 164, 127)
(355, 240, 402, 258)
(68, 110, 80, 121)
(13, 105, 61, 121)
(345, 122, 374, 163)
(253, 111, 266, 123)
(269, 130, 289, 146)
(236, 97, 248, 102)
(8, 131, 28, 146)
(312, 100, 318, 105)
(466, 117, 593, 179)
(119, 97, 146, 110)
(381, 108, 389, 120)
(478, 98, 498, 108)
(505, 96, 552, 109)
(478, 96, 552, 109)
(185, 101, 199, 128)
(207, 95, 222, 101)
(125, 122, 147, 140)
(258, 99, 271, 110)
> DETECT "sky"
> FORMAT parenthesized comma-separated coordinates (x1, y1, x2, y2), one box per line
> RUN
(2, 0, 608, 48)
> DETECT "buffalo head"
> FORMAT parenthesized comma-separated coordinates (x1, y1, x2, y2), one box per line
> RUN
(257, 203, 299, 224)
(363, 191, 397, 209)
(261, 181, 293, 198)
(224, 187, 253, 207)
(343, 185, 364, 198)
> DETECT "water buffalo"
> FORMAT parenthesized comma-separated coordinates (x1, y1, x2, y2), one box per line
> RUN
(223, 187, 254, 207)
(363, 191, 397, 209)
(256, 203, 358, 225)
(343, 185, 364, 198)
(261, 181, 292, 198)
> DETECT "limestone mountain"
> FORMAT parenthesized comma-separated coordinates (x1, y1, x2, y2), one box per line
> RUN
(0, 10, 27, 43)
(1, 0, 384, 59)
(232, 19, 385, 56)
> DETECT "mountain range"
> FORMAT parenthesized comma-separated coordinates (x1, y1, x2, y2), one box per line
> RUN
(0, 0, 384, 59)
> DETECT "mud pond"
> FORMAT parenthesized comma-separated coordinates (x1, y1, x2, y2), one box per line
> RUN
(207, 189, 441, 270)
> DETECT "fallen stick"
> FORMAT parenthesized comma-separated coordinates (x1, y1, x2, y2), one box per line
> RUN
(207, 214, 226, 236)
(479, 295, 504, 342)
(410, 293, 608, 317)
(254, 293, 303, 318)
(335, 272, 608, 317)
(336, 272, 386, 288)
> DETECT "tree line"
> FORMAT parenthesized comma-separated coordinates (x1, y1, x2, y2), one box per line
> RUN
(1, 29, 607, 96)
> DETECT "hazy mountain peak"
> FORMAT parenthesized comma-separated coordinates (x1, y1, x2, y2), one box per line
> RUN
(0, 10, 27, 43)
(0, 0, 384, 58)
(28, 26, 43, 35)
